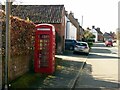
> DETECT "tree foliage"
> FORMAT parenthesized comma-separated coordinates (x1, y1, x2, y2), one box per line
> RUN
(1, 10, 35, 56)
(83, 30, 95, 39)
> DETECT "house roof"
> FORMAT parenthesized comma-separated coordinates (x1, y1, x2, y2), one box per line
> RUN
(11, 5, 64, 24)
(103, 32, 116, 39)
(103, 32, 111, 37)
(95, 29, 103, 34)
(103, 32, 110, 35)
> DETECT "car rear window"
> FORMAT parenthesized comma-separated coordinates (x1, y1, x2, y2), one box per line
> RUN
(106, 40, 112, 42)
(65, 40, 76, 43)
(76, 43, 87, 46)
(108, 40, 112, 42)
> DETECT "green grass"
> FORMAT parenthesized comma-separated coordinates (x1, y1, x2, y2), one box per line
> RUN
(9, 57, 62, 89)
(9, 72, 47, 89)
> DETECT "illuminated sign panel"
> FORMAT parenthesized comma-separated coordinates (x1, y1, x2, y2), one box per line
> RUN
(37, 28, 50, 31)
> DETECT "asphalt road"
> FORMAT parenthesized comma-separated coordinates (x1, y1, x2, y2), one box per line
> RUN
(74, 42, 120, 90)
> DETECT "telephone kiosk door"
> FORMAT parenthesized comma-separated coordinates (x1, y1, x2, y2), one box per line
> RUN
(34, 24, 55, 74)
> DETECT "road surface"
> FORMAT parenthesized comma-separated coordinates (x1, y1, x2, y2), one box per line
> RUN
(74, 43, 120, 90)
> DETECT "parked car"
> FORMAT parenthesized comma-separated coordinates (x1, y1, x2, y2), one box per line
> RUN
(65, 39, 77, 50)
(105, 40, 113, 46)
(73, 41, 90, 55)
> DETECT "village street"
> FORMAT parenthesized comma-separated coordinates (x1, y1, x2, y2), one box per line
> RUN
(74, 42, 119, 90)
(0, 2, 119, 90)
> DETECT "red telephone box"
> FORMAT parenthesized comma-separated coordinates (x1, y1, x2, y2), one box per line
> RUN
(34, 24, 55, 74)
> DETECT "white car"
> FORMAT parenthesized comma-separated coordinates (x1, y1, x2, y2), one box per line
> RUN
(73, 41, 90, 55)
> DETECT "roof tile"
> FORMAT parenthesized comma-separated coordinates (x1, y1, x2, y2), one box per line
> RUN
(11, 5, 64, 24)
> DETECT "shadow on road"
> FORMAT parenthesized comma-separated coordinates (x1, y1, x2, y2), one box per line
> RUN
(88, 53, 118, 59)
(61, 50, 88, 58)
(92, 43, 106, 47)
(90, 48, 111, 54)
(92, 43, 116, 48)
(75, 63, 119, 90)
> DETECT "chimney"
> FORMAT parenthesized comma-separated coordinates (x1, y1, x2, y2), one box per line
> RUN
(92, 26, 95, 29)
(70, 11, 74, 16)
(75, 19, 78, 22)
(65, 10, 68, 17)
(97, 27, 100, 31)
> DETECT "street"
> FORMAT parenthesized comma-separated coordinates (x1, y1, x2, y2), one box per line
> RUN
(74, 42, 119, 90)
(1, 2, 119, 90)
(6, 42, 119, 89)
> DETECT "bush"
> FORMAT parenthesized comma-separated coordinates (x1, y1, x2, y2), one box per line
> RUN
(87, 42, 93, 48)
(87, 38, 95, 42)
(1, 10, 36, 82)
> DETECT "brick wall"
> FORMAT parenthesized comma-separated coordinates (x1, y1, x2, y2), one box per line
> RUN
(98, 34, 104, 41)
(52, 22, 65, 54)
(2, 15, 35, 83)
(8, 55, 31, 81)
(52, 8, 65, 54)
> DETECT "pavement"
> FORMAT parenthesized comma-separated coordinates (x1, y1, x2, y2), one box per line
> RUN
(7, 51, 87, 90)
(34, 51, 87, 90)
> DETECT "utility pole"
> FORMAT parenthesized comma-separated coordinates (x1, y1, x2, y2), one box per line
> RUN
(5, 0, 11, 89)
(81, 15, 83, 27)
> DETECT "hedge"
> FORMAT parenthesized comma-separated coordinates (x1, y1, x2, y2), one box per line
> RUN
(1, 10, 36, 82)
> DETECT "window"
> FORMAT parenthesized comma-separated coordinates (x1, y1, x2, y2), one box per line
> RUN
(76, 43, 87, 46)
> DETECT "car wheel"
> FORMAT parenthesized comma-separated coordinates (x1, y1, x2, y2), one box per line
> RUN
(85, 53, 89, 55)
(73, 51, 76, 54)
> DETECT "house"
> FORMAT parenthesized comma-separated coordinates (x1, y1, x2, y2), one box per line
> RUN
(103, 31, 117, 41)
(103, 32, 112, 41)
(90, 26, 98, 42)
(65, 11, 77, 40)
(11, 5, 66, 54)
(68, 11, 83, 41)
(95, 27, 104, 41)
(90, 26, 103, 42)
(109, 31, 117, 40)
(79, 26, 84, 41)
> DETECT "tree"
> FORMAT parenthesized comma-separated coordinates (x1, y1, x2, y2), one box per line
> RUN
(84, 30, 95, 39)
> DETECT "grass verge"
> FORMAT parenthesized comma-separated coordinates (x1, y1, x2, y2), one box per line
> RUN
(9, 57, 62, 89)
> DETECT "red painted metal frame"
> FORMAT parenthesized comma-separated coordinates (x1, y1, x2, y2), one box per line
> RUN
(34, 24, 55, 74)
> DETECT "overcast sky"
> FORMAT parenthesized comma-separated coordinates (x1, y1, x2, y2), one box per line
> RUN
(1, 0, 119, 33)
